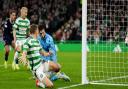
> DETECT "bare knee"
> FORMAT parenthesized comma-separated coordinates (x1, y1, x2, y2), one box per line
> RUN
(52, 63, 61, 72)
(54, 63, 61, 72)
(49, 61, 61, 72)
(6, 49, 10, 54)
(46, 82, 54, 88)
(5, 46, 10, 53)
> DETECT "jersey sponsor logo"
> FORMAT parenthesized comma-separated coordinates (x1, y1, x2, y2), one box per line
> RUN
(40, 74, 43, 78)
(19, 22, 26, 26)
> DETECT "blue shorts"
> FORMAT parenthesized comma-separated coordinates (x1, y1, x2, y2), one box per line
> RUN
(41, 52, 57, 63)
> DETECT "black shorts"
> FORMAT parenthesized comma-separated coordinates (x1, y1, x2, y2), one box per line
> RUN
(3, 37, 13, 46)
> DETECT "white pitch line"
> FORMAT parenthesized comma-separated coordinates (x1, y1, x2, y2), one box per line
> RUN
(90, 82, 128, 86)
(58, 84, 84, 89)
(91, 75, 128, 83)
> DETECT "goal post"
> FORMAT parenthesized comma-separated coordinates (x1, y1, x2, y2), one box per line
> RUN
(82, 0, 128, 86)
(82, 0, 88, 84)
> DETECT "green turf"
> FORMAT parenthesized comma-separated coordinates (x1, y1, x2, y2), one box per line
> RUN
(0, 49, 128, 89)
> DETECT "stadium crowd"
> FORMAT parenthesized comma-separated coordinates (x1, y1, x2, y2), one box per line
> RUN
(87, 0, 128, 43)
(0, 0, 82, 41)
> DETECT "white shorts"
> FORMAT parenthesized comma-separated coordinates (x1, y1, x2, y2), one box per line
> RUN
(34, 61, 50, 81)
(15, 39, 26, 49)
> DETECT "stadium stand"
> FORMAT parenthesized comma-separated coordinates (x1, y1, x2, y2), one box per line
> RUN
(87, 0, 128, 43)
(0, 0, 82, 41)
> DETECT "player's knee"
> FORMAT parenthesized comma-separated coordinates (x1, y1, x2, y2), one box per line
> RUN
(49, 61, 60, 72)
(6, 49, 10, 53)
(54, 63, 61, 72)
(5, 46, 10, 53)
(46, 82, 54, 88)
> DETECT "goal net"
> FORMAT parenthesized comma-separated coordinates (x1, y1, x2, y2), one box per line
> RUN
(86, 0, 128, 86)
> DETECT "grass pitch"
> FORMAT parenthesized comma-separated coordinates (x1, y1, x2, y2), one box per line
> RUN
(0, 49, 128, 89)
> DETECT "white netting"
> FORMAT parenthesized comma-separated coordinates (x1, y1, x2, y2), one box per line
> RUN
(87, 0, 128, 85)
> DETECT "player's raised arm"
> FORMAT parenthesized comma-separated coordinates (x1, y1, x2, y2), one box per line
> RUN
(20, 51, 27, 65)
(20, 41, 29, 65)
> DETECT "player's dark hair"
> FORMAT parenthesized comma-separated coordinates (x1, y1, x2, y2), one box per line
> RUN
(30, 24, 38, 34)
(9, 10, 16, 15)
(38, 24, 46, 32)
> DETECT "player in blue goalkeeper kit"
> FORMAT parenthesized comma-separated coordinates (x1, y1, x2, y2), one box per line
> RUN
(38, 31, 57, 63)
(38, 24, 71, 81)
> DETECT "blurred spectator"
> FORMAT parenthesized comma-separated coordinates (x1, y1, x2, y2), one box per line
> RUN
(0, 0, 81, 41)
(87, 0, 128, 43)
(0, 27, 3, 42)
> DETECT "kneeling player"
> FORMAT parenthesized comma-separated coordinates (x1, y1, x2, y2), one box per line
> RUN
(38, 24, 71, 81)
(21, 24, 61, 88)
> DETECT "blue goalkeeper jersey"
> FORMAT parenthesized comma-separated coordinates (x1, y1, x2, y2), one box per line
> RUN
(38, 33, 57, 62)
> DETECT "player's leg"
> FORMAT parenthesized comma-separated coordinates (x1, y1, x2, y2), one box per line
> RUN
(35, 64, 54, 88)
(12, 52, 20, 70)
(35, 61, 61, 88)
(50, 54, 71, 81)
(4, 38, 14, 69)
(42, 61, 61, 87)
(4, 44, 10, 69)
(12, 40, 21, 70)
(36, 78, 53, 88)
(49, 54, 59, 81)
(48, 61, 60, 72)
(50, 72, 71, 81)
(11, 40, 15, 50)
(49, 61, 71, 81)
(42, 60, 60, 77)
(36, 76, 53, 88)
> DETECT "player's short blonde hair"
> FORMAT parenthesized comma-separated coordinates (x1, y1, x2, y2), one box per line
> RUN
(20, 7, 28, 12)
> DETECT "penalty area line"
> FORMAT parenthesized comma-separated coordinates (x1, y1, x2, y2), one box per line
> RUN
(58, 83, 84, 89)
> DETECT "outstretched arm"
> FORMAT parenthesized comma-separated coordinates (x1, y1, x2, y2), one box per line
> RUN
(20, 41, 29, 65)
(19, 51, 28, 65)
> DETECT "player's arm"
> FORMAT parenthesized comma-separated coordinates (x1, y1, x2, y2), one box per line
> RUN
(13, 19, 18, 43)
(20, 51, 27, 65)
(48, 38, 55, 55)
(26, 20, 30, 37)
(13, 29, 16, 43)
(39, 45, 51, 56)
(40, 50, 51, 56)
(20, 41, 29, 65)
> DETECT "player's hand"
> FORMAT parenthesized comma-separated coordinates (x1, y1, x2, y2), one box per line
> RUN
(19, 53, 27, 66)
(49, 51, 52, 55)
(44, 52, 51, 56)
(40, 51, 51, 56)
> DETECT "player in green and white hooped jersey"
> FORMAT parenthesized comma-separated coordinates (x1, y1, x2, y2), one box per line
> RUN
(12, 7, 30, 70)
(20, 24, 61, 88)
